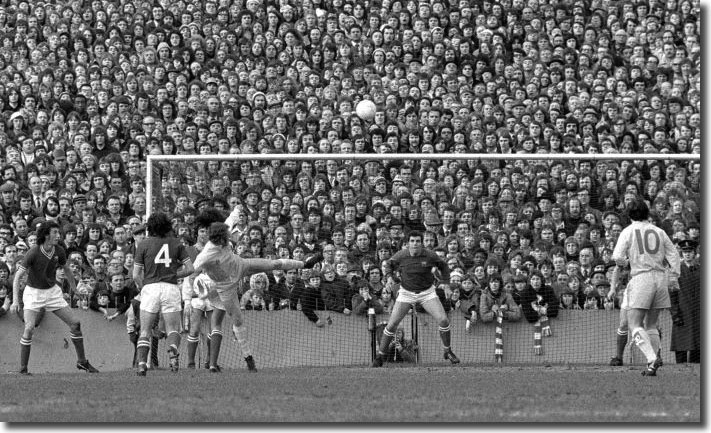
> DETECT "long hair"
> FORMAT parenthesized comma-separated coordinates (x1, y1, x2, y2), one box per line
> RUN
(147, 212, 173, 237)
(627, 196, 650, 222)
(196, 207, 225, 229)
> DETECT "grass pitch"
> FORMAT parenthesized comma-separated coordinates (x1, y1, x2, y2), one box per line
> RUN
(0, 364, 700, 422)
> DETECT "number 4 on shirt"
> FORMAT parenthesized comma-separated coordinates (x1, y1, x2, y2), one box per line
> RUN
(154, 244, 173, 267)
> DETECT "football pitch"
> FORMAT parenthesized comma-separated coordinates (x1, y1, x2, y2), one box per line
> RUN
(0, 364, 700, 422)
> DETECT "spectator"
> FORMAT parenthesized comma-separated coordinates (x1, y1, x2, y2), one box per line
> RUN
(520, 271, 559, 324)
(91, 272, 138, 321)
(374, 325, 416, 363)
(240, 272, 270, 311)
(458, 273, 482, 332)
(670, 240, 700, 364)
(351, 278, 384, 316)
(479, 273, 521, 323)
(320, 263, 351, 315)
(271, 267, 324, 327)
(0, 261, 11, 318)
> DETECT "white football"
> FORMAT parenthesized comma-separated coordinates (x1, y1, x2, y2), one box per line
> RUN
(194, 273, 214, 299)
(355, 99, 377, 121)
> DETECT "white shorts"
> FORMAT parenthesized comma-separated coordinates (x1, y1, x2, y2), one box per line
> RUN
(23, 285, 68, 312)
(201, 280, 236, 311)
(140, 282, 182, 314)
(395, 286, 439, 306)
(624, 271, 671, 310)
(190, 297, 214, 311)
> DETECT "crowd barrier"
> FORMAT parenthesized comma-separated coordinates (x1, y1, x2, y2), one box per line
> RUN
(0, 309, 672, 373)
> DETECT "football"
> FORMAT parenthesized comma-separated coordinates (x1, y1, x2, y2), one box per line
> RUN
(355, 99, 377, 121)
(194, 273, 214, 299)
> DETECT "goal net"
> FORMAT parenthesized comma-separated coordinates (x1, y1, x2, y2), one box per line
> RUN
(146, 153, 700, 369)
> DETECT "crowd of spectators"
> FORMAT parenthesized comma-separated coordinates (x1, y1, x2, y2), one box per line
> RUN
(0, 0, 701, 330)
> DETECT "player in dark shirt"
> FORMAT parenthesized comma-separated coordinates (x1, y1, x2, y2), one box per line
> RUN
(133, 212, 194, 376)
(372, 230, 460, 367)
(10, 220, 99, 375)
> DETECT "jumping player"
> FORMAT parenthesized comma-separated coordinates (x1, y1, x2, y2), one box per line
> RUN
(190, 221, 321, 372)
(133, 212, 195, 376)
(10, 220, 99, 375)
(611, 197, 679, 376)
(372, 230, 460, 367)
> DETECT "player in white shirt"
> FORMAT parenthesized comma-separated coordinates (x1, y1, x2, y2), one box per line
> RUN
(612, 197, 680, 376)
(189, 221, 320, 372)
(182, 273, 219, 370)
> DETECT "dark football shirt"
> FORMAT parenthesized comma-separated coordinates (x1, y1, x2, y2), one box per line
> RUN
(134, 237, 190, 285)
(389, 248, 450, 293)
(19, 245, 67, 290)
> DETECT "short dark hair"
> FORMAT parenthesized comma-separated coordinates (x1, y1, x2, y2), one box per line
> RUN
(208, 222, 230, 246)
(627, 196, 650, 221)
(407, 230, 423, 241)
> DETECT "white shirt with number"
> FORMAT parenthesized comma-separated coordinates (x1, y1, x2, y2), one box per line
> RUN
(612, 220, 680, 279)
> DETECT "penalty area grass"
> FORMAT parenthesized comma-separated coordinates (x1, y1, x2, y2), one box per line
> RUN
(0, 364, 700, 422)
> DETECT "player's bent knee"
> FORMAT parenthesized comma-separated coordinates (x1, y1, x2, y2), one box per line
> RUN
(23, 323, 35, 336)
(69, 321, 81, 334)
(232, 316, 243, 327)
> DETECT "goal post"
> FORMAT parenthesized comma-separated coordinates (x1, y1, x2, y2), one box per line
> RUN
(145, 152, 699, 368)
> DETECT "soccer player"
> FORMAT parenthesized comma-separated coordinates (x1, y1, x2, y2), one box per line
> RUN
(189, 221, 321, 372)
(372, 230, 460, 367)
(607, 263, 665, 367)
(133, 212, 195, 376)
(10, 220, 99, 375)
(183, 273, 217, 370)
(611, 197, 679, 376)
